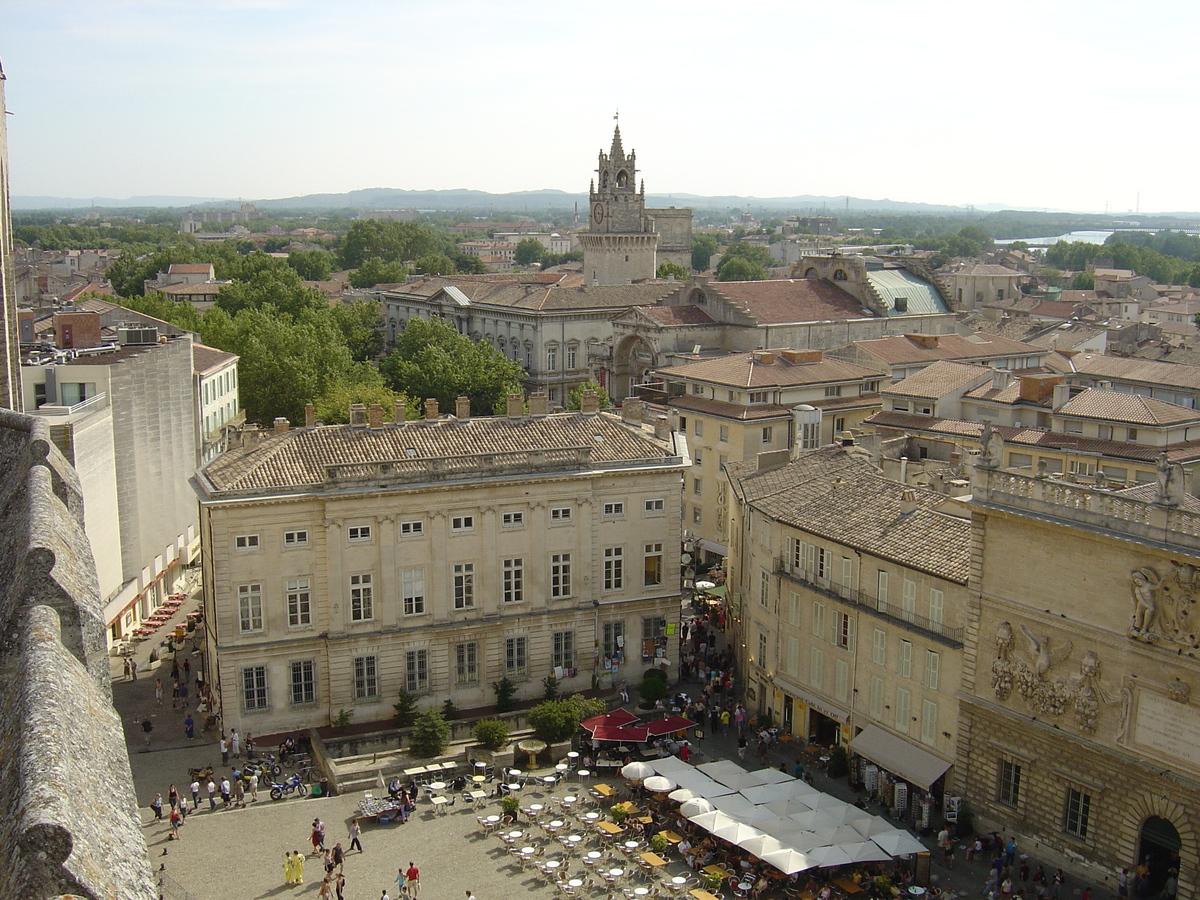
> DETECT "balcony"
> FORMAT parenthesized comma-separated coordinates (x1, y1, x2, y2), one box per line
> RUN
(773, 559, 963, 647)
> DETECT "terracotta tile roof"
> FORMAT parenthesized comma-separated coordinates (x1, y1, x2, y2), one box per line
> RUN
(167, 263, 214, 275)
(1071, 353, 1200, 391)
(1113, 482, 1200, 512)
(655, 351, 885, 389)
(632, 305, 717, 326)
(201, 410, 677, 492)
(849, 332, 1042, 366)
(668, 395, 791, 422)
(1055, 388, 1200, 426)
(161, 282, 224, 296)
(884, 360, 992, 400)
(390, 275, 678, 312)
(193, 342, 238, 375)
(1028, 299, 1080, 319)
(963, 380, 1025, 404)
(725, 447, 969, 582)
(702, 279, 873, 325)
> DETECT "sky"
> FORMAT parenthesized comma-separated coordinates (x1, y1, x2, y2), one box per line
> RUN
(3, 0, 1198, 213)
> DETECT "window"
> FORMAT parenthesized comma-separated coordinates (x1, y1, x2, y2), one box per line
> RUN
(895, 687, 911, 734)
(899, 640, 913, 678)
(817, 547, 828, 580)
(787, 537, 815, 576)
(553, 631, 575, 670)
(787, 636, 800, 676)
(787, 591, 801, 626)
(877, 570, 889, 605)
(840, 556, 854, 597)
(644, 543, 664, 586)
(455, 641, 479, 685)
(350, 573, 373, 621)
(405, 649, 429, 692)
(835, 659, 849, 701)
(644, 498, 665, 514)
(692, 507, 702, 525)
(242, 666, 268, 710)
(603, 547, 623, 591)
(353, 655, 378, 700)
(811, 600, 825, 638)
(929, 588, 944, 627)
(566, 344, 577, 370)
(400, 519, 424, 536)
(286, 578, 311, 627)
(749, 391, 768, 403)
(693, 477, 702, 496)
(643, 616, 666, 641)
(694, 448, 703, 465)
(902, 579, 917, 622)
(348, 525, 372, 542)
(603, 501, 625, 517)
(762, 426, 773, 444)
(505, 636, 528, 678)
(290, 660, 316, 705)
(501, 511, 524, 528)
(453, 563, 475, 609)
(503, 558, 524, 603)
(1063, 787, 1091, 838)
(835, 612, 856, 650)
(1069, 459, 1096, 477)
(998, 758, 1022, 807)
(692, 382, 704, 395)
(283, 530, 308, 548)
(925, 651, 940, 690)
(238, 583, 263, 633)
(760, 570, 771, 607)
(451, 515, 474, 532)
(824, 385, 842, 398)
(694, 420, 704, 437)
(546, 345, 558, 371)
(872, 629, 887, 666)
(235, 534, 259, 550)
(550, 505, 572, 523)
(603, 622, 625, 661)
(551, 553, 572, 598)
(809, 648, 824, 689)
(719, 425, 729, 443)
(402, 568, 425, 615)
(868, 677, 884, 719)
(678, 416, 687, 431)
(921, 699, 938, 745)
(758, 631, 769, 668)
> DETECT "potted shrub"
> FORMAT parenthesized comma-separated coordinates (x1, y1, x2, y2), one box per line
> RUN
(500, 794, 520, 819)
(610, 803, 629, 826)
(650, 833, 668, 854)
(474, 719, 510, 753)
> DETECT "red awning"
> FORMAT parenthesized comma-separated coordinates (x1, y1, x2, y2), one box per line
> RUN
(581, 708, 641, 733)
(591, 725, 651, 743)
(645, 715, 697, 736)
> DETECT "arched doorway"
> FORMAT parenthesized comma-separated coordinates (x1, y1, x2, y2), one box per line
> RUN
(1139, 816, 1182, 896)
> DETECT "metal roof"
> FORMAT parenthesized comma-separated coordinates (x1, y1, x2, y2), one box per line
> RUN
(867, 269, 948, 317)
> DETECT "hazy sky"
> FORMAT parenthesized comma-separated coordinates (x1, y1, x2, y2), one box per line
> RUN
(3, 0, 1197, 213)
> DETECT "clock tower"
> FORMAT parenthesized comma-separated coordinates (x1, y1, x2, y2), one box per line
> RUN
(580, 124, 659, 285)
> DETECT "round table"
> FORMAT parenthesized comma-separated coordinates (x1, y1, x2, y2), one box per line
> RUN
(474, 761, 488, 771)
(545, 860, 562, 870)
(583, 812, 600, 821)
(548, 819, 565, 829)
(739, 884, 753, 896)
(908, 889, 927, 898)
(529, 804, 545, 814)
(471, 775, 487, 784)
(556, 764, 569, 773)
(508, 831, 523, 840)
(587, 851, 603, 860)
(634, 889, 651, 898)
(624, 841, 640, 850)
(485, 815, 501, 823)
(577, 769, 591, 781)
(672, 877, 689, 885)
(563, 795, 578, 803)
(520, 846, 537, 856)
(428, 782, 447, 791)
(568, 880, 584, 889)
(567, 751, 580, 761)
(506, 784, 521, 793)
(608, 869, 625, 877)
(567, 834, 583, 844)
(542, 776, 557, 787)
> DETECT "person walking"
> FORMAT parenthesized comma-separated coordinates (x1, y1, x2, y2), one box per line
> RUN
(318, 874, 333, 900)
(233, 774, 246, 808)
(141, 717, 153, 747)
(150, 793, 163, 820)
(168, 807, 182, 841)
(123, 658, 132, 681)
(1052, 869, 1065, 900)
(405, 861, 420, 897)
(206, 777, 217, 810)
(335, 871, 346, 900)
(249, 771, 259, 803)
(190, 779, 200, 810)
(348, 818, 363, 853)
(220, 734, 229, 765)
(219, 776, 231, 808)
(293, 850, 305, 885)
(231, 728, 241, 759)
(129, 658, 138, 680)
(284, 851, 295, 885)
(332, 843, 345, 871)
(167, 784, 179, 811)
(155, 678, 163, 706)
(183, 713, 195, 740)
(183, 657, 191, 682)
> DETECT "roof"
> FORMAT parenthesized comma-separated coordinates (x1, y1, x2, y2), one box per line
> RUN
(700, 279, 873, 325)
(201, 409, 678, 493)
(161, 282, 224, 296)
(1056, 388, 1200, 427)
(669, 395, 794, 422)
(724, 446, 970, 582)
(950, 263, 1022, 277)
(1071, 353, 1200, 391)
(192, 342, 238, 375)
(884, 360, 992, 400)
(1028, 299, 1080, 319)
(386, 274, 679, 313)
(631, 305, 718, 326)
(655, 351, 884, 389)
(866, 269, 949, 317)
(167, 263, 213, 275)
(848, 332, 1042, 366)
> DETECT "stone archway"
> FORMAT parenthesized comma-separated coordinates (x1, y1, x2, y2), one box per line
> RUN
(612, 333, 658, 401)
(1128, 794, 1192, 899)
(1141, 817, 1182, 896)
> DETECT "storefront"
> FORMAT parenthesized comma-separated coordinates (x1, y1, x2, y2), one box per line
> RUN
(849, 724, 952, 833)
(778, 685, 849, 747)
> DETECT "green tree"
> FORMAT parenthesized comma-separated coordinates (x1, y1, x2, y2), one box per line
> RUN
(330, 298, 385, 361)
(215, 267, 328, 319)
(112, 290, 203, 333)
(452, 253, 488, 275)
(958, 225, 993, 249)
(393, 687, 420, 727)
(514, 238, 545, 266)
(413, 253, 457, 276)
(380, 316, 525, 416)
(349, 256, 410, 288)
(527, 696, 602, 744)
(567, 380, 612, 410)
(410, 708, 451, 758)
(691, 234, 719, 271)
(716, 256, 767, 281)
(286, 249, 333, 281)
(492, 676, 519, 713)
(338, 219, 440, 269)
(473, 719, 510, 751)
(1070, 272, 1095, 290)
(656, 261, 688, 280)
(310, 368, 415, 424)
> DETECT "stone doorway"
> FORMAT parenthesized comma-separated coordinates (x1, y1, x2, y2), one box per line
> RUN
(1139, 815, 1182, 897)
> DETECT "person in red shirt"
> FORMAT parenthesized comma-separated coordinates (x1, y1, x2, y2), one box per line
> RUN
(405, 862, 420, 897)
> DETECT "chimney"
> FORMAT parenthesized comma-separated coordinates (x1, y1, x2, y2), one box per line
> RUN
(580, 390, 600, 415)
(349, 403, 367, 427)
(243, 428, 260, 450)
(273, 417, 290, 435)
(455, 396, 471, 420)
(506, 393, 524, 419)
(906, 333, 940, 349)
(757, 448, 791, 473)
(899, 488, 919, 517)
(1018, 373, 1062, 403)
(621, 398, 643, 424)
(304, 403, 315, 428)
(529, 392, 549, 417)
(752, 350, 776, 365)
(1052, 383, 1071, 408)
(368, 403, 384, 429)
(992, 369, 1011, 390)
(654, 415, 670, 440)
(780, 349, 823, 364)
(393, 400, 407, 424)
(840, 431, 855, 447)
(423, 398, 439, 421)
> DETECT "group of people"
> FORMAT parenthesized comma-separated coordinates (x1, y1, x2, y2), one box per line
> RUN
(283, 817, 359, 898)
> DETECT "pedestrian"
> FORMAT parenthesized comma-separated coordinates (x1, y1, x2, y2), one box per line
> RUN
(405, 861, 420, 897)
(171, 680, 180, 708)
(311, 819, 323, 854)
(1118, 869, 1129, 899)
(318, 875, 334, 900)
(323, 848, 335, 875)
(249, 771, 259, 803)
(220, 777, 231, 808)
(233, 775, 246, 808)
(1052, 869, 1065, 900)
(141, 716, 153, 746)
(938, 826, 954, 869)
(284, 851, 295, 884)
(130, 658, 138, 680)
(231, 728, 241, 759)
(123, 658, 132, 681)
(220, 734, 229, 765)
(190, 778, 200, 810)
(335, 871, 346, 900)
(737, 735, 747, 761)
(381, 892, 391, 900)
(150, 793, 163, 820)
(183, 657, 191, 681)
(171, 659, 180, 682)
(184, 713, 195, 740)
(348, 818, 363, 853)
(465, 892, 476, 900)
(333, 843, 345, 871)
(1019, 858, 1030, 883)
(206, 777, 217, 810)
(619, 682, 629, 704)
(154, 678, 163, 705)
(167, 784, 179, 811)
(294, 849, 306, 884)
(169, 807, 182, 840)
(1005, 836, 1017, 867)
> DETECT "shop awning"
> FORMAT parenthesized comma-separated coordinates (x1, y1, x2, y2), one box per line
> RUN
(581, 708, 640, 732)
(849, 725, 951, 791)
(701, 585, 726, 598)
(591, 724, 650, 743)
(645, 715, 697, 736)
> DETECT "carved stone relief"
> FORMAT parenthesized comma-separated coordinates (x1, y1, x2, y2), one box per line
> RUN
(1128, 563, 1200, 649)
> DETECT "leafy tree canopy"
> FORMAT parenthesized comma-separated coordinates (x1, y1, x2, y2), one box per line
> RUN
(311, 366, 415, 425)
(514, 238, 544, 266)
(216, 266, 328, 319)
(286, 248, 333, 281)
(111, 290, 204, 333)
(380, 316, 525, 416)
(691, 234, 719, 271)
(656, 261, 688, 280)
(338, 219, 440, 269)
(567, 379, 612, 410)
(330, 297, 386, 361)
(716, 255, 767, 281)
(349, 256, 410, 289)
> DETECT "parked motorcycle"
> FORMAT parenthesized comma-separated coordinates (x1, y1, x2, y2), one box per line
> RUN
(188, 764, 214, 782)
(269, 773, 309, 801)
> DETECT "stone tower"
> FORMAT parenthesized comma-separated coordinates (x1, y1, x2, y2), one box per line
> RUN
(579, 125, 659, 285)
(0, 61, 18, 411)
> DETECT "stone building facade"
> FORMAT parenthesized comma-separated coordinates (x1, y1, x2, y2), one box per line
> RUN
(195, 395, 686, 734)
(957, 460, 1200, 899)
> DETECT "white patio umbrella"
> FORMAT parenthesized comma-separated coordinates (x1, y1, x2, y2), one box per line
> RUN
(737, 833, 788, 858)
(621, 761, 654, 781)
(697, 760, 747, 779)
(710, 820, 766, 845)
(849, 815, 897, 839)
(810, 825, 869, 847)
(805, 792, 852, 809)
(672, 774, 736, 797)
(871, 829, 927, 856)
(806, 844, 856, 868)
(650, 756, 691, 775)
(738, 805, 785, 825)
(787, 808, 843, 831)
(760, 847, 818, 875)
(711, 794, 758, 817)
(644, 775, 675, 793)
(740, 784, 804, 806)
(669, 787, 700, 802)
(689, 809, 740, 833)
(820, 805, 871, 826)
(679, 797, 715, 817)
(748, 767, 795, 785)
(763, 798, 816, 818)
(843, 840, 893, 863)
(713, 771, 770, 790)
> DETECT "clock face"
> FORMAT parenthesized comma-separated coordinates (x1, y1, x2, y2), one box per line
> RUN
(593, 205, 604, 224)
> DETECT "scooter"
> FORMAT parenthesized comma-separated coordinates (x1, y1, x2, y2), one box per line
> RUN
(269, 773, 309, 801)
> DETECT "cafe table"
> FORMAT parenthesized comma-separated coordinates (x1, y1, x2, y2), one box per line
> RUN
(690, 891, 721, 900)
(659, 830, 683, 844)
(596, 822, 624, 835)
(640, 852, 668, 867)
(427, 781, 447, 792)
(568, 879, 585, 889)
(835, 878, 864, 894)
(703, 865, 733, 879)
(593, 783, 617, 797)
